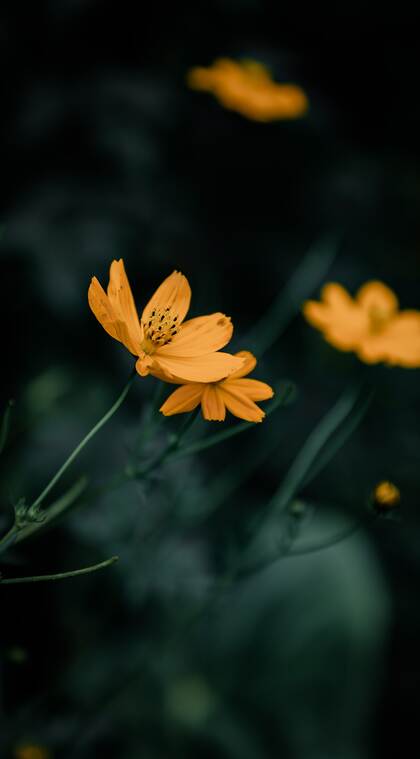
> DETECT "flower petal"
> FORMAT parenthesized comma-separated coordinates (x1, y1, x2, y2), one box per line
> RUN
(188, 59, 240, 93)
(304, 283, 357, 330)
(322, 282, 355, 310)
(218, 385, 265, 423)
(355, 338, 386, 365)
(148, 366, 184, 385)
(187, 66, 219, 91)
(356, 281, 398, 316)
(357, 311, 420, 367)
(160, 384, 203, 416)
(141, 271, 191, 326)
(225, 378, 274, 401)
(188, 59, 308, 122)
(304, 283, 369, 351)
(201, 385, 226, 421)
(135, 354, 154, 376)
(225, 84, 308, 122)
(322, 320, 369, 351)
(302, 300, 331, 331)
(88, 276, 119, 342)
(154, 352, 244, 383)
(107, 259, 143, 355)
(157, 313, 233, 357)
(227, 350, 257, 379)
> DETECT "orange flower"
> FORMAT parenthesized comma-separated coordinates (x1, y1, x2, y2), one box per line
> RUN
(160, 351, 274, 423)
(14, 746, 50, 759)
(88, 260, 244, 382)
(303, 281, 420, 368)
(187, 58, 308, 122)
(372, 481, 400, 510)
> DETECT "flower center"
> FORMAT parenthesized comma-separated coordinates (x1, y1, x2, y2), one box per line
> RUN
(141, 306, 180, 353)
(368, 305, 392, 334)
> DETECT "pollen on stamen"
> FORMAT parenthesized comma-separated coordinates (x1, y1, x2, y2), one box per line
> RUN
(143, 306, 180, 346)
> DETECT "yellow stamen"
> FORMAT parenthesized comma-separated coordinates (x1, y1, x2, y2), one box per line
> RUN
(141, 306, 180, 352)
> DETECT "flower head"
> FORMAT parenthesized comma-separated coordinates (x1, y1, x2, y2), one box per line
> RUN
(14, 746, 50, 759)
(160, 351, 274, 423)
(303, 281, 420, 367)
(88, 260, 244, 382)
(372, 481, 400, 511)
(187, 58, 308, 122)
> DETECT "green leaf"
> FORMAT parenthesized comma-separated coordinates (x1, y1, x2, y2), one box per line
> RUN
(300, 389, 374, 490)
(244, 235, 338, 356)
(265, 383, 372, 520)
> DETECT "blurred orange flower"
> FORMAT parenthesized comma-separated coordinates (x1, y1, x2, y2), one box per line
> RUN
(303, 281, 420, 367)
(187, 58, 308, 122)
(160, 350, 274, 423)
(373, 480, 400, 510)
(14, 745, 50, 759)
(88, 260, 244, 382)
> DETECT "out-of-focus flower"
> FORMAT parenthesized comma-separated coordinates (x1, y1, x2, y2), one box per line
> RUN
(160, 350, 273, 422)
(187, 58, 308, 122)
(14, 745, 50, 759)
(88, 260, 244, 382)
(303, 281, 420, 367)
(372, 481, 400, 510)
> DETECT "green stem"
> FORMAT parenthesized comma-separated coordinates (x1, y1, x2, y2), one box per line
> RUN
(0, 399, 14, 456)
(0, 377, 292, 550)
(169, 381, 295, 460)
(254, 384, 368, 536)
(244, 236, 338, 357)
(238, 519, 365, 578)
(0, 525, 18, 553)
(30, 369, 136, 512)
(0, 555, 118, 584)
(15, 477, 89, 546)
(133, 407, 200, 479)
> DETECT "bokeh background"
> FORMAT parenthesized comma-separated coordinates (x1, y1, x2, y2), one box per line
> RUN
(1, 4, 419, 758)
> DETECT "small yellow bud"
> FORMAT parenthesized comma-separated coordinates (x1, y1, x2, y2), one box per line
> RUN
(372, 481, 400, 510)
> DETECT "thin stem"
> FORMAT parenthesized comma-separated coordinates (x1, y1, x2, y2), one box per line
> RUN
(15, 477, 89, 546)
(169, 382, 295, 460)
(30, 368, 136, 512)
(0, 525, 18, 554)
(133, 407, 200, 479)
(0, 378, 292, 551)
(0, 399, 14, 456)
(238, 519, 365, 578)
(0, 556, 119, 585)
(249, 384, 368, 546)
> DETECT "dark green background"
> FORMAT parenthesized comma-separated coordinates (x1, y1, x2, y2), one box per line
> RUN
(0, 4, 419, 758)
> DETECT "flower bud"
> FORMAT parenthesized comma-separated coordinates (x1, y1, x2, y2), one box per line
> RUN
(372, 481, 400, 512)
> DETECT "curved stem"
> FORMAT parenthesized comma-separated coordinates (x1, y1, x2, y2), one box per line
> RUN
(0, 399, 14, 456)
(132, 407, 200, 479)
(0, 555, 118, 584)
(15, 477, 89, 546)
(284, 519, 363, 557)
(169, 381, 295, 460)
(30, 368, 136, 512)
(238, 519, 365, 579)
(0, 525, 18, 554)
